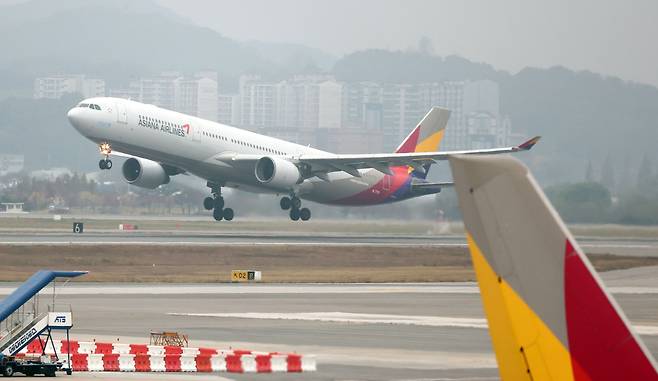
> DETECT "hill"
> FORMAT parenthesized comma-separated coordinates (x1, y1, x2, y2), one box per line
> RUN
(333, 50, 658, 184)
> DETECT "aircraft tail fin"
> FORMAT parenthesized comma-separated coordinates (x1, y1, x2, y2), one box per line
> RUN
(449, 154, 658, 381)
(395, 107, 450, 179)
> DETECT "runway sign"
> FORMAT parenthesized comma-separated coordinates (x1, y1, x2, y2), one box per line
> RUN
(231, 270, 262, 282)
(73, 222, 84, 234)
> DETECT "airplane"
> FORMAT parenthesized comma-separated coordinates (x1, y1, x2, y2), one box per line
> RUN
(67, 97, 540, 221)
(450, 154, 658, 380)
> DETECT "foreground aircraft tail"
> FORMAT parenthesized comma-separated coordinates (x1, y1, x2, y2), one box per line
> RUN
(449, 155, 658, 381)
(395, 107, 451, 179)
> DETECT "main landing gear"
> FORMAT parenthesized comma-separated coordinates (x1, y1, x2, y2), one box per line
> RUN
(204, 182, 234, 221)
(98, 142, 112, 170)
(280, 195, 311, 221)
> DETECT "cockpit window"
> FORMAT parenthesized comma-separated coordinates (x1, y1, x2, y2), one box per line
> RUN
(93, 104, 101, 110)
(79, 103, 89, 108)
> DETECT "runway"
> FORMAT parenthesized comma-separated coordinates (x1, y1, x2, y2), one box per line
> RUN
(0, 230, 657, 256)
(18, 267, 658, 381)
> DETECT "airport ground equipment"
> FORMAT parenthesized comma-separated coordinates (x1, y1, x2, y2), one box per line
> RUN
(149, 331, 188, 347)
(0, 270, 87, 375)
(0, 353, 60, 377)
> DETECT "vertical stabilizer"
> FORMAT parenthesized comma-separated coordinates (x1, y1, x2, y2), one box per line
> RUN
(449, 154, 658, 381)
(395, 107, 450, 179)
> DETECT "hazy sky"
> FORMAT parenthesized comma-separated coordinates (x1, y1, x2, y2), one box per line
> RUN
(157, 0, 658, 86)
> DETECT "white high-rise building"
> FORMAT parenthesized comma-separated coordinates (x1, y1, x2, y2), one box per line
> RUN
(318, 80, 343, 130)
(109, 72, 218, 120)
(34, 75, 105, 99)
(218, 94, 240, 125)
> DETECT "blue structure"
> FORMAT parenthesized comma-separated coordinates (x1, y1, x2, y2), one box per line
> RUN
(0, 271, 87, 323)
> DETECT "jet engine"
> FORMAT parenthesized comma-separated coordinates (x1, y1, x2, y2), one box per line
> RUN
(122, 157, 170, 189)
(254, 156, 302, 190)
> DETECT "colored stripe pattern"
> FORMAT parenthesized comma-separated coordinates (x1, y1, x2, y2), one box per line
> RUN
(450, 155, 658, 381)
(17, 340, 315, 373)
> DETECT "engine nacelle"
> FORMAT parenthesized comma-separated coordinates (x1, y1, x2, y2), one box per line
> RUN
(122, 157, 170, 189)
(254, 156, 302, 190)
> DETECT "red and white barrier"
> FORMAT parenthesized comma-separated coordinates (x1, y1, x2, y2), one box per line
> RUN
(21, 339, 316, 373)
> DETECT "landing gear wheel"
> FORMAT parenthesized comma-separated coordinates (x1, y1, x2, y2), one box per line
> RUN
(3, 365, 13, 377)
(280, 197, 291, 210)
(99, 159, 106, 170)
(291, 197, 302, 210)
(214, 197, 225, 210)
(213, 208, 223, 221)
(203, 197, 214, 210)
(105, 159, 112, 169)
(290, 208, 300, 221)
(300, 208, 311, 221)
(223, 208, 234, 221)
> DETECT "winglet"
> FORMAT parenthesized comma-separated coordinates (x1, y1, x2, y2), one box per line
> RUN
(449, 154, 658, 381)
(516, 135, 541, 151)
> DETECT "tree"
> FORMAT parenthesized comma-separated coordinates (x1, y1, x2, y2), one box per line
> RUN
(545, 182, 612, 223)
(585, 160, 594, 182)
(637, 154, 654, 190)
(600, 154, 615, 192)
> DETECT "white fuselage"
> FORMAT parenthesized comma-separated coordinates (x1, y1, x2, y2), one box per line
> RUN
(67, 97, 394, 204)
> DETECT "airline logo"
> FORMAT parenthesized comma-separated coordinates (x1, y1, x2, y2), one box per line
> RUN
(138, 115, 189, 137)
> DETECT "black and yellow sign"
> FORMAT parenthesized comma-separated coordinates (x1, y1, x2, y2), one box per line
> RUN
(231, 270, 262, 282)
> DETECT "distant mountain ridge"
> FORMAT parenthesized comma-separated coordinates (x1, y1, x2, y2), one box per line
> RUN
(0, 0, 334, 94)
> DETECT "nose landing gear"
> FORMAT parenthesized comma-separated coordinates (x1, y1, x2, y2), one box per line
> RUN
(280, 195, 311, 221)
(205, 182, 234, 221)
(98, 142, 112, 170)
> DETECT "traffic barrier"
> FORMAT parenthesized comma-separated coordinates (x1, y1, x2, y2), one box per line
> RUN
(77, 341, 96, 354)
(287, 354, 302, 372)
(102, 354, 120, 371)
(199, 347, 218, 355)
(180, 355, 197, 372)
(26, 339, 43, 354)
(71, 353, 88, 371)
(87, 354, 105, 371)
(181, 347, 200, 356)
(225, 353, 243, 373)
(270, 355, 288, 372)
(22, 338, 316, 373)
(147, 345, 165, 356)
(241, 354, 257, 373)
(129, 344, 148, 355)
(301, 355, 317, 372)
(195, 355, 212, 372)
(112, 343, 131, 354)
(149, 355, 166, 372)
(210, 354, 227, 372)
(255, 354, 272, 372)
(164, 354, 181, 372)
(164, 345, 182, 355)
(134, 354, 151, 372)
(94, 342, 113, 354)
(61, 340, 79, 354)
(118, 354, 135, 372)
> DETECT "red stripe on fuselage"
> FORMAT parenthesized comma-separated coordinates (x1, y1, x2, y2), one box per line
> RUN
(332, 166, 411, 205)
(564, 239, 658, 380)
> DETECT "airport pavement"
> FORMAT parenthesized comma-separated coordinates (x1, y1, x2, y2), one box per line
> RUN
(9, 267, 656, 381)
(0, 230, 657, 256)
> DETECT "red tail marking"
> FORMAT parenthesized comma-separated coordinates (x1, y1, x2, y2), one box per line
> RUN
(564, 239, 657, 380)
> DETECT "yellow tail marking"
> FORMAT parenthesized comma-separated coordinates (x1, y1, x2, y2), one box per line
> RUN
(414, 129, 445, 153)
(467, 233, 574, 381)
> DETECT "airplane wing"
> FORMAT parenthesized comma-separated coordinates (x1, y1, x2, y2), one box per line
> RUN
(297, 136, 540, 177)
(449, 154, 658, 380)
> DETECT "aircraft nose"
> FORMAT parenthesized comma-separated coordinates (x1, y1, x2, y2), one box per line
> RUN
(67, 107, 84, 130)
